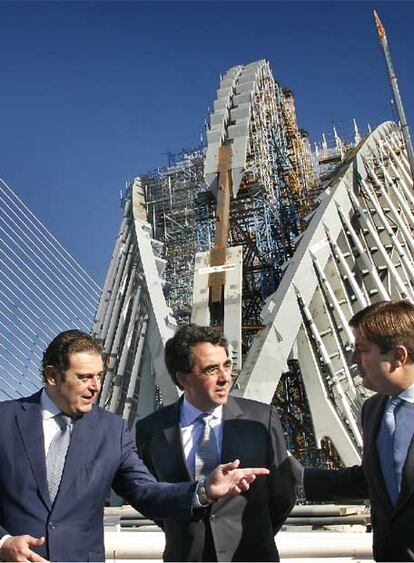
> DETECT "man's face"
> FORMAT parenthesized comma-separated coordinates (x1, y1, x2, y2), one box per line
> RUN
(177, 342, 232, 412)
(45, 351, 103, 417)
(351, 329, 402, 395)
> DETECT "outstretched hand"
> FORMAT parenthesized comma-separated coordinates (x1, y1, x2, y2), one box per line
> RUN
(0, 535, 48, 562)
(205, 459, 269, 499)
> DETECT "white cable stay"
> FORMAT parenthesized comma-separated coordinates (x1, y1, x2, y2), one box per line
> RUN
(0, 223, 93, 323)
(0, 375, 17, 400)
(0, 208, 97, 316)
(0, 244, 90, 330)
(0, 189, 100, 306)
(0, 362, 37, 397)
(0, 340, 41, 388)
(0, 286, 52, 346)
(0, 299, 46, 354)
(0, 333, 42, 388)
(0, 312, 44, 367)
(0, 270, 68, 335)
(0, 178, 101, 299)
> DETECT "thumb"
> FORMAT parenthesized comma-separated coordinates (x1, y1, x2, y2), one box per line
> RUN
(221, 459, 240, 473)
(27, 536, 45, 547)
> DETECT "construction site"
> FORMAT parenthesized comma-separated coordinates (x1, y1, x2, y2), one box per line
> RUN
(92, 37, 414, 477)
(1, 7, 414, 560)
(137, 59, 326, 464)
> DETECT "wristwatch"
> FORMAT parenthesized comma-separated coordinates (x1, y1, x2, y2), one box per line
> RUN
(197, 478, 217, 505)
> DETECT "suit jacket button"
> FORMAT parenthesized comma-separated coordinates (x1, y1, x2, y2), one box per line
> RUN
(49, 522, 57, 530)
(210, 514, 216, 520)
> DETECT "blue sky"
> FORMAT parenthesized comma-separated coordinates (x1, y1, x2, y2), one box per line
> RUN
(0, 0, 413, 285)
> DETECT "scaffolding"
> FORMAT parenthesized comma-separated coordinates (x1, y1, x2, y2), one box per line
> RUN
(142, 147, 208, 325)
(142, 60, 318, 350)
(96, 62, 407, 474)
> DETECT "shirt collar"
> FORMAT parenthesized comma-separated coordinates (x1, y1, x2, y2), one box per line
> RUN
(399, 382, 414, 404)
(40, 388, 62, 420)
(181, 395, 223, 427)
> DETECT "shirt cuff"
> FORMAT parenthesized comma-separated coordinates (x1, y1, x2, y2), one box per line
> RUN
(0, 535, 12, 551)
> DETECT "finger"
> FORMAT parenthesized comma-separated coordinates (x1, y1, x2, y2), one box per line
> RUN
(242, 474, 256, 485)
(220, 459, 240, 473)
(28, 536, 45, 547)
(239, 479, 250, 491)
(28, 551, 48, 562)
(241, 467, 269, 476)
(238, 478, 249, 490)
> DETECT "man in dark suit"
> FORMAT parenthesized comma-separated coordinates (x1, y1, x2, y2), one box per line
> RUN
(136, 325, 295, 562)
(0, 330, 269, 562)
(290, 299, 414, 562)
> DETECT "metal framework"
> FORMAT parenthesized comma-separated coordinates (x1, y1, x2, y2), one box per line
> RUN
(94, 60, 319, 421)
(93, 58, 413, 468)
(93, 178, 179, 424)
(0, 178, 100, 401)
(235, 121, 414, 465)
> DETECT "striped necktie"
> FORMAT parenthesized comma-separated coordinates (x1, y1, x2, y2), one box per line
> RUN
(194, 413, 219, 480)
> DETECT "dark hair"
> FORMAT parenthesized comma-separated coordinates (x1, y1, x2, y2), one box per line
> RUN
(41, 330, 102, 381)
(349, 300, 414, 361)
(165, 324, 228, 389)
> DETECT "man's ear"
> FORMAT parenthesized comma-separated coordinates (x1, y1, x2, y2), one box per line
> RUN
(176, 371, 187, 389)
(44, 365, 58, 386)
(393, 345, 409, 367)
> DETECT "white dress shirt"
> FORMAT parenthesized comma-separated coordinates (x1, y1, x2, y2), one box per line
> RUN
(41, 389, 68, 455)
(180, 396, 223, 479)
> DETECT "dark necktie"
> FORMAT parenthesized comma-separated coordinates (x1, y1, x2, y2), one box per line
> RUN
(46, 413, 72, 503)
(194, 413, 219, 480)
(377, 397, 403, 505)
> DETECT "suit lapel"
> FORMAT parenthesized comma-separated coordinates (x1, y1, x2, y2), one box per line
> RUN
(56, 407, 97, 499)
(16, 391, 51, 509)
(394, 437, 414, 511)
(365, 395, 394, 511)
(221, 397, 244, 465)
(210, 397, 244, 513)
(162, 400, 192, 481)
(394, 418, 414, 512)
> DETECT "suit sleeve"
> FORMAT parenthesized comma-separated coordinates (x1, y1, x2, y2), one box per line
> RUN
(304, 399, 369, 502)
(268, 406, 296, 534)
(112, 420, 196, 520)
(304, 465, 369, 501)
(135, 420, 165, 529)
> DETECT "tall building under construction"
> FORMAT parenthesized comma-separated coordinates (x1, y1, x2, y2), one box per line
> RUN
(93, 57, 414, 468)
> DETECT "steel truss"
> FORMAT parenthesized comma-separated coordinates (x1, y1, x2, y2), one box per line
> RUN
(235, 121, 414, 465)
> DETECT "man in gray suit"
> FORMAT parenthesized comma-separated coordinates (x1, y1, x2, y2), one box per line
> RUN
(290, 300, 414, 562)
(136, 325, 295, 562)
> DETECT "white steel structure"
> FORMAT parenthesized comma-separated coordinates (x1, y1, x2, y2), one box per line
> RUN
(0, 178, 100, 401)
(93, 179, 179, 425)
(94, 120, 414, 466)
(234, 121, 414, 464)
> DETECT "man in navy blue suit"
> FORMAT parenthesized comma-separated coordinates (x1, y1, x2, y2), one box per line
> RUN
(289, 300, 414, 562)
(0, 330, 268, 562)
